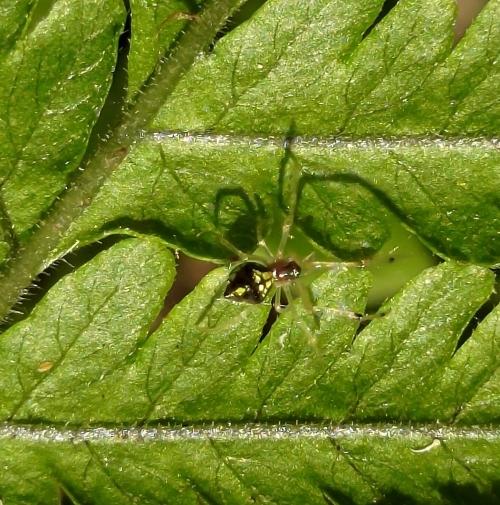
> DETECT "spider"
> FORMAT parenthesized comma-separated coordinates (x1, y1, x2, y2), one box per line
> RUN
(219, 210, 364, 348)
(161, 141, 367, 345)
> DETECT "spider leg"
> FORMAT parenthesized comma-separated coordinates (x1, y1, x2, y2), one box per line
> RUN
(282, 283, 318, 347)
(302, 272, 370, 322)
(276, 142, 301, 259)
(294, 274, 375, 342)
(257, 238, 274, 258)
(302, 252, 315, 263)
(294, 262, 358, 289)
(294, 279, 320, 329)
(300, 260, 377, 322)
(309, 259, 366, 270)
(273, 286, 285, 313)
(253, 194, 274, 257)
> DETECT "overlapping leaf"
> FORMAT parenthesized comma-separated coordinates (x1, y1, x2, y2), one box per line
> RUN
(58, 0, 500, 264)
(0, 238, 498, 503)
(1, 240, 495, 425)
(0, 0, 124, 248)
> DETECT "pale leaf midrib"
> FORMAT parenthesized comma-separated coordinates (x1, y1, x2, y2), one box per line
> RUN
(149, 131, 500, 150)
(1, 422, 498, 443)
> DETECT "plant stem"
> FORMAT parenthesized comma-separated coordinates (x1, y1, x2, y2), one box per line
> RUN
(0, 0, 243, 321)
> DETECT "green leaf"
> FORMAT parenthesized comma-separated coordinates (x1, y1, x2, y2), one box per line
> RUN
(127, 0, 202, 99)
(0, 237, 175, 422)
(0, 0, 243, 316)
(0, 0, 499, 503)
(0, 250, 498, 503)
(154, 0, 498, 135)
(0, 0, 124, 240)
(59, 134, 499, 264)
(58, 0, 499, 264)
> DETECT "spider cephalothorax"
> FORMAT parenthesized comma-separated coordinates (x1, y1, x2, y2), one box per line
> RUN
(271, 259, 301, 283)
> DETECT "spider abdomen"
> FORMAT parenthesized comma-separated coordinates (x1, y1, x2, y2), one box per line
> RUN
(224, 262, 273, 303)
(224, 259, 302, 304)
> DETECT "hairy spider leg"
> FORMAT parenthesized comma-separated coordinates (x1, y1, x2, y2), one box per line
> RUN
(281, 282, 320, 346)
(276, 141, 302, 259)
(254, 194, 274, 257)
(275, 140, 368, 332)
(273, 285, 284, 313)
(309, 259, 365, 270)
(285, 272, 369, 350)
(300, 244, 366, 273)
(275, 275, 322, 347)
(296, 261, 367, 318)
(274, 159, 371, 337)
(252, 139, 370, 348)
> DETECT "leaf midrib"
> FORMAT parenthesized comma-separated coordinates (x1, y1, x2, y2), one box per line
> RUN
(2, 422, 498, 443)
(148, 131, 499, 149)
